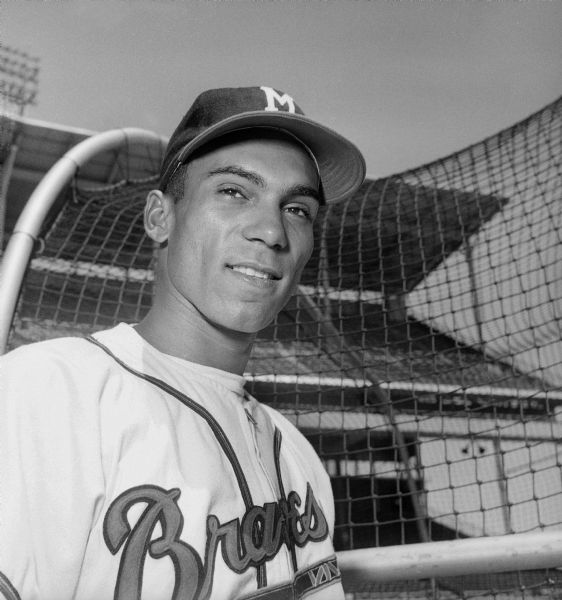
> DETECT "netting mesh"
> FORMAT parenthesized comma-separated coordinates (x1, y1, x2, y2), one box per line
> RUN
(7, 96, 562, 598)
(13, 178, 157, 336)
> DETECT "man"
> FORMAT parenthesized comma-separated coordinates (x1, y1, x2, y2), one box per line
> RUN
(0, 86, 365, 599)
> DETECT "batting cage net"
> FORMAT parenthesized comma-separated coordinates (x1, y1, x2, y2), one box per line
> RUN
(4, 95, 562, 598)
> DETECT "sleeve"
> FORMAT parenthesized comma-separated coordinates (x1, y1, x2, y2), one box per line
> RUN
(0, 340, 105, 600)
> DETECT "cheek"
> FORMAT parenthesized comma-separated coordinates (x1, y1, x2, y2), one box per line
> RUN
(166, 230, 200, 281)
(166, 226, 220, 297)
(296, 233, 314, 270)
(288, 235, 314, 289)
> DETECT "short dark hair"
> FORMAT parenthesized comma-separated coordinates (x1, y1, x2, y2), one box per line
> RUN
(162, 162, 189, 203)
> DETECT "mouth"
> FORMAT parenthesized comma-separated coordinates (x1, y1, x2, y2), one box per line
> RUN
(228, 265, 281, 281)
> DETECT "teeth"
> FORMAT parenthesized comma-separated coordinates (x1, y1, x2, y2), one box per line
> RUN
(232, 266, 273, 280)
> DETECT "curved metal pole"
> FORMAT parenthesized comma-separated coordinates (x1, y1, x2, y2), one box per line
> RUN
(338, 529, 562, 586)
(0, 127, 167, 354)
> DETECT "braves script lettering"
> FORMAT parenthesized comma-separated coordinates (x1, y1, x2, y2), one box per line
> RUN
(103, 484, 328, 600)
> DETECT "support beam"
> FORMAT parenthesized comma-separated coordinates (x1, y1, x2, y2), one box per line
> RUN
(338, 530, 562, 585)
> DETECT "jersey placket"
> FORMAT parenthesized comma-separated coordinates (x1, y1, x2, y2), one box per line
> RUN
(242, 405, 295, 583)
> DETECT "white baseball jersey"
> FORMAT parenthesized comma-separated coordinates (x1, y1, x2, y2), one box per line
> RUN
(0, 323, 344, 600)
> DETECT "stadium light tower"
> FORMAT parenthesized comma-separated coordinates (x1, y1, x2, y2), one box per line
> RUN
(0, 45, 40, 250)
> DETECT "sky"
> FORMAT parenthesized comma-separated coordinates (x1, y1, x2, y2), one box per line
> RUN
(1, 0, 562, 178)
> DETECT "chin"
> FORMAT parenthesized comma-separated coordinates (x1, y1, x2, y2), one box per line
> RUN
(214, 308, 277, 336)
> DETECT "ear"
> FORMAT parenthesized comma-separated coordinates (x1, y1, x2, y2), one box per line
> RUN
(144, 190, 174, 244)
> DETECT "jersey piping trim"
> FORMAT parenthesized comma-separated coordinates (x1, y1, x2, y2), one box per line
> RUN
(84, 336, 254, 510)
(274, 428, 298, 573)
(0, 571, 21, 600)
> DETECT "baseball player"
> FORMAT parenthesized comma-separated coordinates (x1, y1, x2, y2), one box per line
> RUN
(0, 86, 365, 600)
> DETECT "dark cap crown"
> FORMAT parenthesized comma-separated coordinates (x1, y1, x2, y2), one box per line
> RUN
(159, 86, 366, 204)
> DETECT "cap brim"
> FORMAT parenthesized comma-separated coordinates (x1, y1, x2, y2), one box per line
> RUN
(165, 111, 366, 204)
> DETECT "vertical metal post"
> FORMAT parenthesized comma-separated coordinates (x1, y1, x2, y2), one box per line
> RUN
(493, 435, 512, 534)
(0, 134, 20, 252)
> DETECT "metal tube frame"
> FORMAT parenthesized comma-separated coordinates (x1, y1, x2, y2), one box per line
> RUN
(0, 127, 167, 354)
(0, 132, 21, 251)
(338, 529, 562, 586)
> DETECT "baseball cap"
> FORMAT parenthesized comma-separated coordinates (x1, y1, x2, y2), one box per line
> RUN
(159, 86, 366, 204)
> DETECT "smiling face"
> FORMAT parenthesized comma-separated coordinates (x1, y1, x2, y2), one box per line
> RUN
(148, 133, 321, 335)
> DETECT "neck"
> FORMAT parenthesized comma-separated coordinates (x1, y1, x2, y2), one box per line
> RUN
(135, 302, 255, 376)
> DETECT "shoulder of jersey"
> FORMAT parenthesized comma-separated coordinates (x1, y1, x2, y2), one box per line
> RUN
(2, 335, 110, 372)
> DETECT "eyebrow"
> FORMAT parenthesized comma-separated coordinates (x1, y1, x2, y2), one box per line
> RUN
(207, 166, 321, 203)
(208, 166, 265, 187)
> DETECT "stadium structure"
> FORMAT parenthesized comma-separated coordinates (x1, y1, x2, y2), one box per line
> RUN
(1, 59, 562, 598)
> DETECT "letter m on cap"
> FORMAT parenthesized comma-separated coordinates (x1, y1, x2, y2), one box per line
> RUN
(260, 86, 296, 113)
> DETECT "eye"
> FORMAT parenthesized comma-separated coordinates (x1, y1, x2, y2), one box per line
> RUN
(284, 203, 316, 222)
(219, 186, 246, 199)
(286, 206, 310, 219)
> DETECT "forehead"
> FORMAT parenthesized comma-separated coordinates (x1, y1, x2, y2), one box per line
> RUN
(185, 131, 320, 185)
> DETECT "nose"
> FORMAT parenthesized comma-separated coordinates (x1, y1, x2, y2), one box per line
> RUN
(241, 204, 288, 250)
